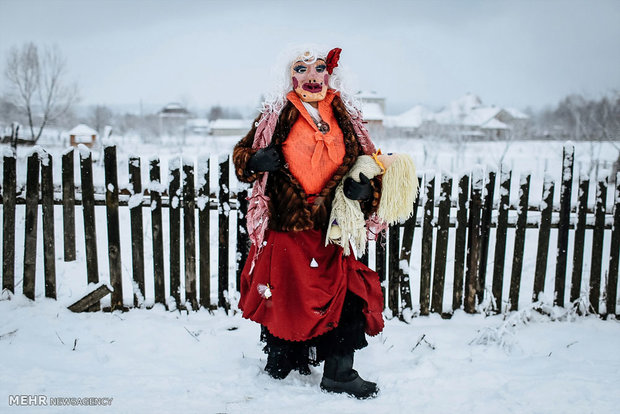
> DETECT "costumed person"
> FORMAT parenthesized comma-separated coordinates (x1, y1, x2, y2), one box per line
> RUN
(233, 46, 385, 399)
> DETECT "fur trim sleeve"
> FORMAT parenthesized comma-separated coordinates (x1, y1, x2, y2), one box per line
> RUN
(232, 115, 262, 183)
(361, 175, 382, 217)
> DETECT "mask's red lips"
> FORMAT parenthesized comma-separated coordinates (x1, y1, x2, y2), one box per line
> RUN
(302, 83, 323, 93)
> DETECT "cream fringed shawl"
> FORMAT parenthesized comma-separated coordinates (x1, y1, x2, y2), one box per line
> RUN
(326, 154, 419, 256)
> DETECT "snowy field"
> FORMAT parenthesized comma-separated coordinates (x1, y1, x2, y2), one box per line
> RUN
(1, 134, 619, 413)
(1, 295, 619, 413)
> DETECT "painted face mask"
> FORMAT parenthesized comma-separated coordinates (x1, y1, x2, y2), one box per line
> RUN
(290, 53, 329, 103)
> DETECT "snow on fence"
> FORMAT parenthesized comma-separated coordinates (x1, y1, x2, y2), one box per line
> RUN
(1, 144, 619, 317)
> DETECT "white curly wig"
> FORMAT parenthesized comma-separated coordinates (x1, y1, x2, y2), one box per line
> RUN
(261, 44, 362, 116)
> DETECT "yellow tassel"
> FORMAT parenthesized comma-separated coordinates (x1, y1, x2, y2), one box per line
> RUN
(371, 149, 386, 174)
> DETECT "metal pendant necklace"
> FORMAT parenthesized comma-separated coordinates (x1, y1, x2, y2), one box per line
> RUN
(302, 101, 330, 134)
(316, 120, 330, 134)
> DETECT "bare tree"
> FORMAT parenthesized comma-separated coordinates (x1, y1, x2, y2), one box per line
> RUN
(208, 105, 224, 121)
(496, 117, 532, 168)
(551, 92, 620, 177)
(89, 105, 114, 134)
(3, 42, 78, 142)
(207, 104, 243, 121)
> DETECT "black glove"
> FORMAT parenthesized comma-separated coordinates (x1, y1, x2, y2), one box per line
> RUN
(343, 172, 373, 201)
(247, 147, 281, 172)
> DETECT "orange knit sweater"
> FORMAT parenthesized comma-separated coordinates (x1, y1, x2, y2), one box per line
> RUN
(282, 90, 345, 195)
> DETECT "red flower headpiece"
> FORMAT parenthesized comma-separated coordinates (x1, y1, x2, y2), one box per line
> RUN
(326, 48, 342, 75)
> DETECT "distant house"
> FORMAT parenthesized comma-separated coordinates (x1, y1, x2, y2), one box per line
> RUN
(209, 119, 252, 136)
(186, 118, 210, 135)
(384, 105, 430, 137)
(356, 91, 385, 137)
(69, 124, 97, 147)
(459, 107, 512, 139)
(432, 94, 530, 139)
(388, 94, 530, 140)
(158, 103, 192, 136)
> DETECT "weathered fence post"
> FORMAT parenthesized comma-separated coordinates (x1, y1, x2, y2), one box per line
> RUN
(168, 157, 181, 307)
(183, 160, 198, 310)
(509, 173, 531, 311)
(478, 170, 496, 304)
(61, 148, 76, 262)
(149, 157, 165, 306)
(606, 172, 620, 316)
(40, 151, 56, 299)
(570, 175, 589, 302)
(398, 175, 421, 318)
(431, 174, 451, 314)
(465, 169, 483, 313)
(23, 151, 40, 300)
(128, 156, 145, 307)
(10, 123, 18, 150)
(492, 167, 511, 312)
(218, 155, 230, 311)
(420, 174, 434, 315)
(359, 249, 369, 267)
(555, 144, 574, 307)
(376, 232, 387, 304)
(533, 175, 555, 302)
(453, 174, 469, 311)
(79, 147, 99, 307)
(2, 151, 16, 293)
(236, 188, 250, 293)
(104, 146, 123, 311)
(68, 285, 112, 313)
(198, 156, 211, 309)
(388, 224, 400, 317)
(589, 178, 607, 314)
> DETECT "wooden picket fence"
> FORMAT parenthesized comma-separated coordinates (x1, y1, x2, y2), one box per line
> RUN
(1, 144, 619, 317)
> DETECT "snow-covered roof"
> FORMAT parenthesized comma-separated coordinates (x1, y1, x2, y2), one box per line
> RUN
(387, 105, 429, 128)
(159, 103, 190, 115)
(186, 118, 209, 127)
(69, 124, 97, 136)
(355, 90, 384, 100)
(463, 130, 486, 137)
(162, 102, 185, 110)
(481, 118, 510, 130)
(210, 119, 251, 130)
(432, 95, 509, 128)
(432, 109, 459, 125)
(462, 107, 502, 127)
(449, 93, 482, 113)
(505, 107, 529, 119)
(361, 102, 384, 121)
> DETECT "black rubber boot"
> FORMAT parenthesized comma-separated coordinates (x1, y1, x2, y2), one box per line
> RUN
(320, 353, 378, 399)
(264, 345, 293, 379)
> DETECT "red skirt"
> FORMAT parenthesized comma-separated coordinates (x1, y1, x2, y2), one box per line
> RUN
(238, 229, 384, 341)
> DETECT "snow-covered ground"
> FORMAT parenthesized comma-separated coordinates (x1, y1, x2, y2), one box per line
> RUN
(1, 295, 619, 413)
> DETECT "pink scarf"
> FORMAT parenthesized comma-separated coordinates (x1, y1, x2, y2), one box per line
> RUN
(245, 97, 387, 273)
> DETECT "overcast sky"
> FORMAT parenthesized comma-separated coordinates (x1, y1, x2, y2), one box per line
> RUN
(1, 0, 618, 114)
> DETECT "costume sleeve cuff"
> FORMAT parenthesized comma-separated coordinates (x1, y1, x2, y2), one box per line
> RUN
(233, 147, 262, 183)
(361, 175, 382, 216)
